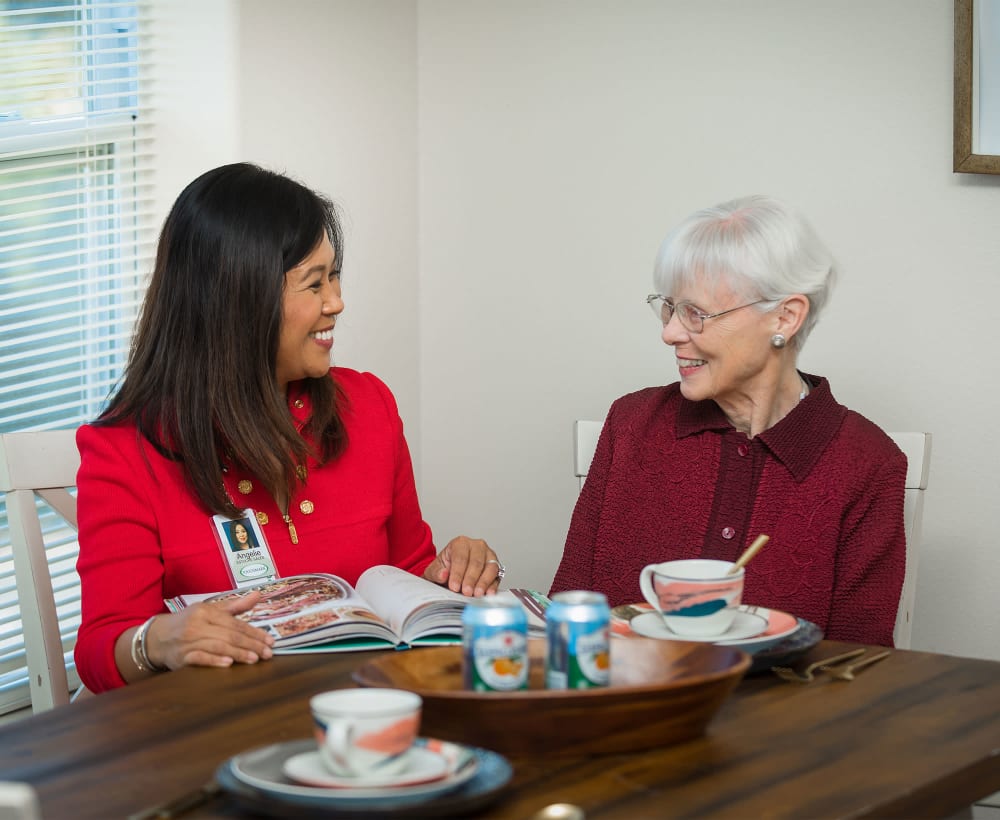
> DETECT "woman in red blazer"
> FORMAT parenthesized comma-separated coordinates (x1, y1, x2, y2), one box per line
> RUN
(75, 163, 504, 692)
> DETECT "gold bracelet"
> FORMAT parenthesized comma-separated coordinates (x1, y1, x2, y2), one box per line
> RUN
(139, 615, 168, 672)
(129, 622, 145, 671)
(131, 616, 167, 673)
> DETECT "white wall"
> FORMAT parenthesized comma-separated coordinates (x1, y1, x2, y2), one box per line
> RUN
(155, 0, 422, 449)
(416, 0, 1000, 661)
(210, 1, 999, 660)
(151, 0, 241, 229)
(237, 0, 422, 444)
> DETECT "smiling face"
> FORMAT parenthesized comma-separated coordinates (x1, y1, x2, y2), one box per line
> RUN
(661, 276, 776, 405)
(233, 523, 249, 545)
(275, 234, 343, 392)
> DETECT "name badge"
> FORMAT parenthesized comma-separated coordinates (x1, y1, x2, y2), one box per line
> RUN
(212, 510, 278, 587)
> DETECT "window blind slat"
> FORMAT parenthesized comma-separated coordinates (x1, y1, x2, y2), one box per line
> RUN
(0, 128, 156, 162)
(0, 238, 158, 278)
(0, 348, 136, 375)
(3, 75, 143, 98)
(0, 375, 136, 408)
(0, 3, 139, 20)
(0, 327, 139, 366)
(0, 318, 139, 358)
(0, 297, 147, 336)
(0, 200, 156, 231)
(2, 15, 138, 32)
(0, 150, 157, 186)
(0, 128, 154, 160)
(1, 357, 136, 395)
(0, 177, 157, 218)
(0, 336, 138, 374)
(0, 212, 155, 245)
(0, 612, 23, 630)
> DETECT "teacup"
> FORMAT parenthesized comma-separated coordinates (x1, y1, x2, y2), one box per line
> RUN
(310, 688, 422, 778)
(638, 558, 744, 637)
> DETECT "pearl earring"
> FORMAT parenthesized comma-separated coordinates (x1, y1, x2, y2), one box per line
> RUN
(770, 334, 787, 349)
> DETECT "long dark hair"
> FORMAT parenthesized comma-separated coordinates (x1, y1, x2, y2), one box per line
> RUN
(99, 163, 348, 517)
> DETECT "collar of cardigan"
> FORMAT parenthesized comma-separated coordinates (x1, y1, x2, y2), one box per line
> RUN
(674, 373, 846, 482)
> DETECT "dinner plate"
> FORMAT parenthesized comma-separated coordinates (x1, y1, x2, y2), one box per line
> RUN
(729, 606, 801, 652)
(216, 738, 510, 817)
(283, 743, 459, 791)
(631, 609, 769, 643)
(746, 618, 824, 675)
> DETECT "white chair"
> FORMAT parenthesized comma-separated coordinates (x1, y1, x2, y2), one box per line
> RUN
(573, 420, 603, 491)
(0, 430, 81, 712)
(0, 782, 41, 820)
(889, 432, 932, 650)
(573, 420, 931, 649)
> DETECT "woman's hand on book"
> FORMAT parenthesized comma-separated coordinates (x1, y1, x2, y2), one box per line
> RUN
(422, 536, 503, 597)
(146, 591, 276, 670)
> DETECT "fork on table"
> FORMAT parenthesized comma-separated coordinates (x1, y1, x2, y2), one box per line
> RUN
(820, 649, 891, 680)
(771, 648, 867, 683)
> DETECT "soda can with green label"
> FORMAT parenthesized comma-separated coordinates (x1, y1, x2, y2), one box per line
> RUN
(545, 590, 610, 690)
(462, 597, 528, 692)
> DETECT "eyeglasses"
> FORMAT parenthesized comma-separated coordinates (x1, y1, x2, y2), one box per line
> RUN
(646, 294, 767, 334)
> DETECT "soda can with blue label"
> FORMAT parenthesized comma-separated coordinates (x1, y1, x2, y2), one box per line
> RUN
(462, 597, 528, 692)
(545, 590, 611, 690)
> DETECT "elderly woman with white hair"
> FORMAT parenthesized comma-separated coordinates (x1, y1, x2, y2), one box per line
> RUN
(550, 195, 905, 646)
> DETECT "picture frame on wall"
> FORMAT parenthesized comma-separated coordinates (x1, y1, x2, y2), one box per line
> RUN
(955, 0, 1000, 173)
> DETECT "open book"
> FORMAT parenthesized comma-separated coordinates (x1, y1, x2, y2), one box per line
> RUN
(166, 565, 476, 653)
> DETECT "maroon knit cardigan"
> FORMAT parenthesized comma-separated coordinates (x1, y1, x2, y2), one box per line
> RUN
(551, 376, 906, 646)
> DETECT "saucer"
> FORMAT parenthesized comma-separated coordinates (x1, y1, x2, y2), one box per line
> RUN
(283, 746, 448, 789)
(219, 737, 505, 815)
(614, 603, 803, 653)
(631, 609, 768, 643)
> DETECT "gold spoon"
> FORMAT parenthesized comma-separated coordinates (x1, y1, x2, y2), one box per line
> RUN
(728, 534, 770, 574)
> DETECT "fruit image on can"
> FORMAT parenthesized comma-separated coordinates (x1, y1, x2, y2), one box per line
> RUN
(545, 590, 611, 690)
(462, 596, 528, 692)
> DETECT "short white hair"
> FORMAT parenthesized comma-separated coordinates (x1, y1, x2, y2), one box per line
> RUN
(653, 195, 836, 349)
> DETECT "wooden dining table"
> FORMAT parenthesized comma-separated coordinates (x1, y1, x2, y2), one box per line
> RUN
(2, 639, 999, 819)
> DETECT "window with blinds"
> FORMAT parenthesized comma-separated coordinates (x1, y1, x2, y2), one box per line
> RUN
(0, 0, 155, 714)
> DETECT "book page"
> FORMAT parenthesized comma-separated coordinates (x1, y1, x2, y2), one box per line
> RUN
(166, 573, 400, 648)
(355, 565, 468, 641)
(507, 588, 549, 635)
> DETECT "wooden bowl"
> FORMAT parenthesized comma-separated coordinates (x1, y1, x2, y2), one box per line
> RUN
(352, 637, 750, 756)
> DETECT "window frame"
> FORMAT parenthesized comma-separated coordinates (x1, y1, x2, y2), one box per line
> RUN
(0, 0, 153, 715)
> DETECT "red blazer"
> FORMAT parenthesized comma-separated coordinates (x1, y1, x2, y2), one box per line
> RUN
(74, 368, 436, 692)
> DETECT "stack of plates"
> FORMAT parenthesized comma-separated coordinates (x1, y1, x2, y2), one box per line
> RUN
(612, 603, 823, 673)
(216, 737, 512, 817)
